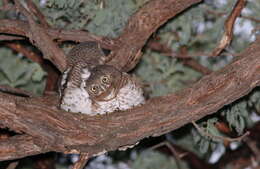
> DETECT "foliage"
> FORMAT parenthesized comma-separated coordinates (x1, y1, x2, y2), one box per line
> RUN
(191, 91, 258, 154)
(135, 51, 201, 96)
(0, 0, 260, 168)
(0, 47, 46, 95)
(222, 100, 253, 135)
(132, 151, 188, 169)
(248, 89, 260, 112)
(40, 0, 138, 37)
(134, 0, 260, 157)
(192, 118, 220, 154)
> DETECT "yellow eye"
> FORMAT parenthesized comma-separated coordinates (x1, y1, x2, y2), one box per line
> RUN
(101, 75, 110, 84)
(90, 84, 99, 94)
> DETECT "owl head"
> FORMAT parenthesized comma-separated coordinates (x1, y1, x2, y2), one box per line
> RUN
(85, 65, 125, 101)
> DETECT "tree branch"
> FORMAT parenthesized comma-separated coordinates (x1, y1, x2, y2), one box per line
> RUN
(0, 37, 259, 161)
(14, 0, 67, 72)
(107, 0, 202, 71)
(0, 135, 50, 161)
(0, 19, 116, 50)
(0, 0, 202, 72)
(211, 0, 246, 56)
(147, 41, 213, 75)
(0, 0, 259, 163)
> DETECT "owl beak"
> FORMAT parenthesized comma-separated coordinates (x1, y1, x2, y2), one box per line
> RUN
(104, 91, 116, 101)
(100, 85, 106, 92)
(97, 87, 116, 101)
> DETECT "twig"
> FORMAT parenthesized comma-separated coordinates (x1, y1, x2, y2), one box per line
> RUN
(179, 46, 213, 75)
(192, 121, 249, 143)
(6, 161, 19, 169)
(149, 141, 182, 169)
(244, 138, 260, 164)
(147, 40, 212, 75)
(147, 40, 178, 56)
(0, 85, 34, 97)
(183, 59, 212, 75)
(0, 36, 259, 161)
(206, 9, 260, 23)
(26, 0, 50, 28)
(148, 140, 214, 169)
(72, 154, 89, 169)
(240, 15, 260, 23)
(211, 0, 247, 57)
(13, 0, 67, 72)
(4, 42, 43, 64)
(0, 35, 25, 41)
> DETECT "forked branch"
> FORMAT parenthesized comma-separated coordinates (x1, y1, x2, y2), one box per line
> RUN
(0, 0, 259, 163)
(0, 37, 259, 161)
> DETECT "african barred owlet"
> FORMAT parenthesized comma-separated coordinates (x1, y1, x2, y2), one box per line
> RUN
(60, 42, 145, 115)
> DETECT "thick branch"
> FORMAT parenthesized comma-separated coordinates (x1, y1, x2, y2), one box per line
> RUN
(0, 19, 116, 50)
(26, 0, 50, 28)
(14, 0, 67, 72)
(0, 37, 259, 161)
(0, 0, 201, 71)
(0, 135, 50, 161)
(107, 0, 202, 71)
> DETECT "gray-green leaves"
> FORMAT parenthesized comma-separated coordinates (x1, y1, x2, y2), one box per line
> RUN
(0, 48, 46, 95)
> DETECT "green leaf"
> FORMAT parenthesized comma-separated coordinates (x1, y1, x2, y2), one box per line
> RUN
(199, 138, 210, 154)
(0, 48, 46, 95)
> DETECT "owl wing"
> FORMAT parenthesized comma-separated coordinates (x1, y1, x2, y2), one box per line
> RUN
(59, 64, 94, 114)
(60, 42, 107, 114)
(67, 42, 107, 68)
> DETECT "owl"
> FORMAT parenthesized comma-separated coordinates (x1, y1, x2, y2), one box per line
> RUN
(85, 65, 145, 115)
(60, 41, 107, 91)
(60, 42, 145, 115)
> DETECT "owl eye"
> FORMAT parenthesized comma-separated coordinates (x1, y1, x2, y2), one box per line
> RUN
(101, 75, 110, 84)
(89, 84, 99, 94)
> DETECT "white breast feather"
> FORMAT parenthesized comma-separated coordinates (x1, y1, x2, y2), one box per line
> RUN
(61, 68, 145, 116)
(60, 86, 93, 114)
(61, 68, 70, 88)
(81, 68, 91, 80)
(61, 68, 95, 115)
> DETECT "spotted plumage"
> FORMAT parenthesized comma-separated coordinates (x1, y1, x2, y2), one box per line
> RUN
(59, 42, 106, 95)
(67, 41, 106, 67)
(60, 42, 145, 115)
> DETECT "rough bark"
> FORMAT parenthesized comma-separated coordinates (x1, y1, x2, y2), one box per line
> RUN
(0, 0, 259, 163)
(0, 37, 259, 161)
(108, 0, 202, 71)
